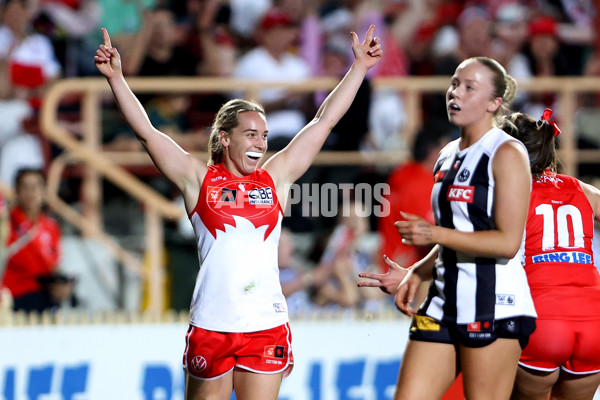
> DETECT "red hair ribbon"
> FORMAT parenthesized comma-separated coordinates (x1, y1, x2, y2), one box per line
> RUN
(540, 108, 561, 136)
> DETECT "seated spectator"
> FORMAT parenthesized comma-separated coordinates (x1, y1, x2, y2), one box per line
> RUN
(1, 168, 61, 311)
(13, 271, 78, 313)
(278, 227, 334, 317)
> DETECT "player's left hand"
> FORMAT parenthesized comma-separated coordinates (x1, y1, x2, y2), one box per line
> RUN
(395, 212, 435, 246)
(350, 25, 382, 71)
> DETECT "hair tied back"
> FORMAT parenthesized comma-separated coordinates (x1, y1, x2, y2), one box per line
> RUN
(540, 108, 561, 136)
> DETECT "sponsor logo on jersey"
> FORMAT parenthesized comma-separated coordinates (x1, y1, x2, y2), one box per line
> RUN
(411, 315, 440, 332)
(496, 294, 515, 305)
(457, 169, 470, 182)
(531, 251, 593, 265)
(446, 185, 474, 203)
(191, 355, 208, 372)
(249, 187, 274, 205)
(264, 345, 285, 359)
(273, 303, 287, 313)
(434, 170, 446, 183)
(210, 176, 226, 182)
(207, 187, 237, 203)
(466, 320, 493, 332)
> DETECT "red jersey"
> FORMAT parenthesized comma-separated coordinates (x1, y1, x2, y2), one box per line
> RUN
(1, 206, 61, 298)
(521, 173, 600, 320)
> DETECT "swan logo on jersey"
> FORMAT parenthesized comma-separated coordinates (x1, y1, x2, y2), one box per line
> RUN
(447, 185, 474, 203)
(191, 356, 208, 372)
(458, 169, 470, 182)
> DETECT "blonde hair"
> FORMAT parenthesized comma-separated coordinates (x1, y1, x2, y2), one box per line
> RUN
(467, 57, 517, 117)
(207, 99, 265, 165)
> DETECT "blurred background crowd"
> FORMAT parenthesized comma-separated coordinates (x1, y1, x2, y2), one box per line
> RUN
(0, 0, 598, 317)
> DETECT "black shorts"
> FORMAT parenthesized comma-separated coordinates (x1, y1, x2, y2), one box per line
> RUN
(408, 311, 537, 349)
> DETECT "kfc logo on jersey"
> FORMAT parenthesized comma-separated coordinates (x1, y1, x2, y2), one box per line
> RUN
(447, 185, 474, 203)
(191, 356, 208, 372)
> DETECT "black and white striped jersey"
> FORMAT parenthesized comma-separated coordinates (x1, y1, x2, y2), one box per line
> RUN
(422, 127, 537, 324)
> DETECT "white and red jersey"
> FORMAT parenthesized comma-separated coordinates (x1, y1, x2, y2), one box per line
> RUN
(519, 173, 600, 320)
(188, 163, 288, 332)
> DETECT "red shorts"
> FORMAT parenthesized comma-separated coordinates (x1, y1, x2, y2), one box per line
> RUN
(183, 323, 294, 380)
(519, 318, 600, 374)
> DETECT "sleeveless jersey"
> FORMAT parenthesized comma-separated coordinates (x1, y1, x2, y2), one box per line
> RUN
(519, 173, 600, 320)
(188, 164, 288, 332)
(424, 127, 537, 324)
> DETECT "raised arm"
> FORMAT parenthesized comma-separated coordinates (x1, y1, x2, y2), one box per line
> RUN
(396, 141, 531, 259)
(94, 28, 207, 211)
(580, 180, 600, 223)
(262, 25, 382, 187)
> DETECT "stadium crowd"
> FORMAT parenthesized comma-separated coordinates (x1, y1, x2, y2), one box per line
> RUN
(0, 0, 598, 315)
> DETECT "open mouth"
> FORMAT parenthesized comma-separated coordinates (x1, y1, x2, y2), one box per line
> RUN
(246, 151, 263, 161)
(449, 103, 461, 112)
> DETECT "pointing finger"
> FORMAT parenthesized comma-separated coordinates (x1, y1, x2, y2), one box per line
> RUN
(363, 24, 375, 45)
(102, 28, 112, 48)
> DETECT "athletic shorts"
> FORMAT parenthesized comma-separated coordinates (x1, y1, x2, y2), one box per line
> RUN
(408, 311, 536, 349)
(182, 323, 294, 380)
(519, 318, 600, 374)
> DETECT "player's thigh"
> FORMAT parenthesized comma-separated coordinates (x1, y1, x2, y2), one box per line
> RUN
(232, 368, 283, 400)
(551, 371, 600, 400)
(511, 366, 559, 400)
(460, 338, 521, 400)
(185, 370, 233, 400)
(394, 339, 458, 400)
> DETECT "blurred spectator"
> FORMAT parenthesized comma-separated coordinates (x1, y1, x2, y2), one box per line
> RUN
(0, 191, 8, 274)
(13, 271, 78, 313)
(491, 3, 532, 81)
(0, 0, 58, 187)
(228, 0, 271, 39)
(377, 124, 449, 273)
(390, 0, 463, 75)
(521, 15, 567, 118)
(0, 0, 62, 101)
(278, 227, 334, 317)
(1, 168, 62, 311)
(95, 0, 155, 50)
(232, 7, 311, 150)
(30, 0, 102, 77)
(311, 202, 384, 314)
(121, 7, 197, 77)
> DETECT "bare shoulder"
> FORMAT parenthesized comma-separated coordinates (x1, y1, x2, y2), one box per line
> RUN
(492, 140, 530, 181)
(579, 179, 600, 216)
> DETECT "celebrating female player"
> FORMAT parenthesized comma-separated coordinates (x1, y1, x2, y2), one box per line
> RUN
(94, 25, 381, 400)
